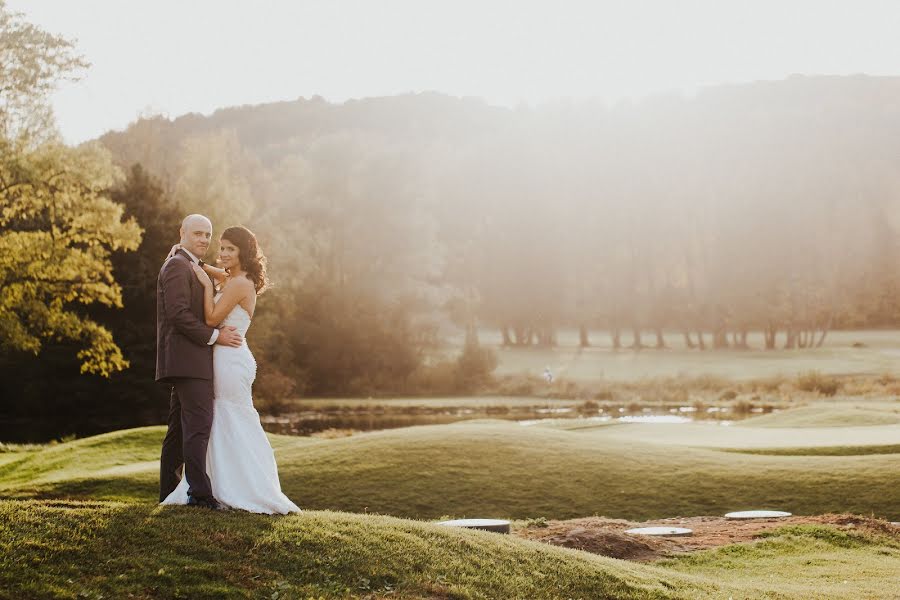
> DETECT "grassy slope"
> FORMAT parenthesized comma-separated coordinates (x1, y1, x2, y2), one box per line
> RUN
(0, 499, 702, 600)
(545, 418, 900, 449)
(2, 423, 899, 521)
(720, 444, 900, 456)
(2, 500, 899, 600)
(739, 405, 900, 428)
(659, 524, 900, 600)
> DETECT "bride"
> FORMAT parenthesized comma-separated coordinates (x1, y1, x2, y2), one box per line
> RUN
(160, 226, 300, 514)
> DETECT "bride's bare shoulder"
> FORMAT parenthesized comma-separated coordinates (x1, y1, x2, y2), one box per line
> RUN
(231, 274, 256, 294)
(218, 274, 254, 294)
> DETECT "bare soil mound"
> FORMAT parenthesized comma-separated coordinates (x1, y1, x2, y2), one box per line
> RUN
(513, 513, 899, 561)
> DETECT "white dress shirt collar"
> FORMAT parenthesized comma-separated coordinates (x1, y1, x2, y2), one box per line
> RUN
(181, 247, 201, 264)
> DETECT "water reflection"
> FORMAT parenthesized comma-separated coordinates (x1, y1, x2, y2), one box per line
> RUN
(617, 415, 694, 424)
(260, 403, 758, 437)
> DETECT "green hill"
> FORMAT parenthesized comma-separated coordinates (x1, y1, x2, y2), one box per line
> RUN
(3, 422, 899, 521)
(2, 422, 899, 598)
(2, 500, 899, 599)
(739, 405, 900, 428)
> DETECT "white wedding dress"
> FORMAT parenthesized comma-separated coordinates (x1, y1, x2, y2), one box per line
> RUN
(161, 293, 301, 514)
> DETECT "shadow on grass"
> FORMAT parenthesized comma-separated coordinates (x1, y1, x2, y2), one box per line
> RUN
(4, 475, 155, 502)
(0, 500, 282, 599)
(719, 444, 900, 456)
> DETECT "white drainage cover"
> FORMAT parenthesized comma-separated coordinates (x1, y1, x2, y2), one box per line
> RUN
(725, 510, 792, 519)
(625, 527, 692, 537)
(436, 519, 510, 533)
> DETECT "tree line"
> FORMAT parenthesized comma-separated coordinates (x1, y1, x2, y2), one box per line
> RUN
(101, 76, 900, 356)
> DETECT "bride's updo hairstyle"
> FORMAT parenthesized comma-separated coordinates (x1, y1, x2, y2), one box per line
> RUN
(221, 226, 269, 295)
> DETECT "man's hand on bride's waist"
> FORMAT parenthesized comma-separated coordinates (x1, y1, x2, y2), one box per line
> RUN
(215, 326, 243, 347)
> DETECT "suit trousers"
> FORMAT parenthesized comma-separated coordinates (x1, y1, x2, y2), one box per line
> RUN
(159, 377, 215, 502)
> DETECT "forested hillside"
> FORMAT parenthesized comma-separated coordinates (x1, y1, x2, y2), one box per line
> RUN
(6, 76, 900, 439)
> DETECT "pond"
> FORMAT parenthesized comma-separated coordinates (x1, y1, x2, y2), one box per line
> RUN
(259, 403, 762, 436)
(0, 401, 768, 443)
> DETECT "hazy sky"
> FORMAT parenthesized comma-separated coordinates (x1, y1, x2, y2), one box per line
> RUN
(11, 0, 900, 144)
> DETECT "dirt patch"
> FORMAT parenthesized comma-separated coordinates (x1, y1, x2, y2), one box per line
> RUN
(512, 513, 899, 561)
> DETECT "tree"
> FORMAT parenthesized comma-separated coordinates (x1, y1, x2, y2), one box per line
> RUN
(0, 2, 141, 376)
(173, 129, 257, 228)
(0, 0, 88, 142)
(0, 164, 175, 440)
(0, 141, 142, 375)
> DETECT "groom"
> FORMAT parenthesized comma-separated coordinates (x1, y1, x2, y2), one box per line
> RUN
(156, 214, 242, 508)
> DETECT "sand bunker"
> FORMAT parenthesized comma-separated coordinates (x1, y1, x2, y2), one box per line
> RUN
(513, 513, 899, 561)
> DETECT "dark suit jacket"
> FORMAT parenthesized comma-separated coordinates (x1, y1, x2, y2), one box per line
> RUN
(155, 249, 216, 382)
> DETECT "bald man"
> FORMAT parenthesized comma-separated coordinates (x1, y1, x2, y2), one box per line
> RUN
(156, 214, 242, 509)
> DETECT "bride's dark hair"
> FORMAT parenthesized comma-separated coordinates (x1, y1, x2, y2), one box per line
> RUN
(221, 226, 269, 295)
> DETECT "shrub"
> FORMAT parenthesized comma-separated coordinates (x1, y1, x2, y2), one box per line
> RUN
(755, 376, 788, 393)
(550, 380, 582, 400)
(578, 400, 600, 413)
(406, 360, 458, 395)
(795, 371, 840, 396)
(405, 341, 498, 395)
(254, 364, 300, 415)
(454, 340, 498, 393)
(732, 399, 753, 414)
(494, 375, 538, 396)
(523, 517, 549, 528)
(876, 373, 896, 386)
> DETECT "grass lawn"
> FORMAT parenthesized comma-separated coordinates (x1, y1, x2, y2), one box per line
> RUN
(3, 421, 899, 521)
(2, 499, 899, 599)
(481, 329, 900, 381)
(739, 405, 900, 427)
(3, 403, 900, 598)
(543, 403, 900, 449)
(657, 524, 900, 600)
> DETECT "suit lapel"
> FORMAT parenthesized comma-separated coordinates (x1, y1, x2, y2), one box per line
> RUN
(176, 248, 196, 264)
(174, 248, 216, 299)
